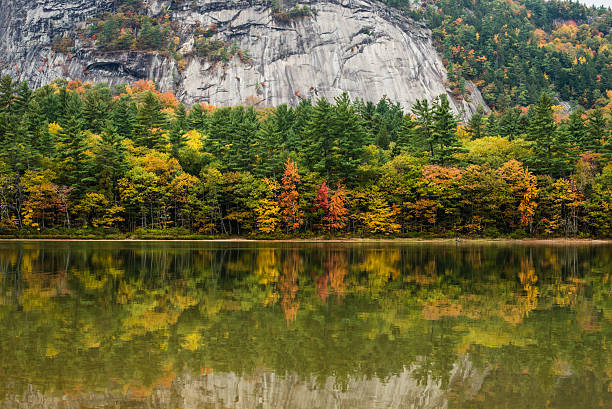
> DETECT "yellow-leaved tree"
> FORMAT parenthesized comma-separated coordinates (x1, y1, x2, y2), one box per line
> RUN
(359, 185, 401, 235)
(255, 178, 281, 234)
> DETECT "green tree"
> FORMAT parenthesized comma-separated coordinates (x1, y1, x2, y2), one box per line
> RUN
(585, 108, 606, 152)
(432, 95, 462, 165)
(135, 91, 167, 149)
(57, 98, 95, 196)
(170, 103, 188, 156)
(95, 121, 128, 199)
(527, 92, 557, 175)
(467, 105, 486, 139)
(111, 95, 137, 139)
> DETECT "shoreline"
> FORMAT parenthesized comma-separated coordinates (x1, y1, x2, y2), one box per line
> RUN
(0, 237, 610, 244)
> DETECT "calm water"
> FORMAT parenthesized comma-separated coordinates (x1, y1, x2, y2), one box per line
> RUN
(0, 241, 610, 409)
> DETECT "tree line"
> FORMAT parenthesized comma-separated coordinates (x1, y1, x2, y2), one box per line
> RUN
(0, 76, 610, 237)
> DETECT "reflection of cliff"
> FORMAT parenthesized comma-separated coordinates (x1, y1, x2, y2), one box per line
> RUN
(4, 356, 487, 409)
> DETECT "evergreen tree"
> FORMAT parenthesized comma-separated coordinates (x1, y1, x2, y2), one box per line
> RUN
(485, 111, 498, 137)
(0, 75, 15, 112)
(332, 93, 367, 182)
(57, 101, 95, 196)
(255, 104, 293, 178)
(13, 81, 32, 117)
(206, 107, 234, 161)
(432, 95, 462, 165)
(289, 99, 313, 151)
(27, 99, 55, 160)
(564, 108, 587, 150)
(0, 75, 15, 154)
(395, 114, 416, 153)
(134, 91, 167, 149)
(83, 89, 109, 133)
(411, 98, 435, 157)
(96, 120, 127, 199)
(187, 103, 208, 132)
(111, 95, 137, 140)
(527, 92, 557, 175)
(303, 93, 366, 184)
(227, 106, 258, 173)
(498, 107, 524, 140)
(585, 108, 606, 152)
(467, 105, 486, 139)
(170, 102, 188, 155)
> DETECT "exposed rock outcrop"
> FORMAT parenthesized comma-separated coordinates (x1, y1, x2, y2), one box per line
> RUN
(0, 0, 488, 117)
(2, 356, 489, 408)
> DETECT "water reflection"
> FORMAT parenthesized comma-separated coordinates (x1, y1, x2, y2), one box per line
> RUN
(0, 241, 610, 408)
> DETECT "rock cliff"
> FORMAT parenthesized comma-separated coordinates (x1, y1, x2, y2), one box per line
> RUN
(0, 0, 487, 117)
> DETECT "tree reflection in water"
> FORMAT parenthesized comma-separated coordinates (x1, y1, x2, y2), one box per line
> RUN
(0, 241, 610, 409)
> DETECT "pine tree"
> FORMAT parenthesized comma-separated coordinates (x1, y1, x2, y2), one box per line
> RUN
(302, 97, 334, 177)
(585, 108, 606, 153)
(96, 120, 127, 199)
(395, 114, 416, 153)
(527, 92, 557, 175)
(12, 99, 46, 172)
(467, 105, 485, 139)
(0, 75, 15, 154)
(134, 91, 167, 149)
(432, 95, 462, 165)
(83, 89, 109, 133)
(13, 81, 32, 117)
(111, 95, 137, 140)
(255, 104, 292, 178)
(187, 103, 208, 132)
(227, 106, 258, 173)
(332, 92, 367, 183)
(170, 103, 188, 156)
(303, 94, 367, 184)
(57, 100, 94, 196)
(563, 108, 587, 151)
(411, 98, 435, 157)
(553, 123, 576, 178)
(290, 99, 313, 151)
(0, 75, 14, 112)
(485, 111, 498, 137)
(27, 100, 55, 159)
(498, 107, 524, 140)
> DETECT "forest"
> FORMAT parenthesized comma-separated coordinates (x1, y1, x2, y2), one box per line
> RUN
(0, 76, 610, 238)
(391, 0, 612, 109)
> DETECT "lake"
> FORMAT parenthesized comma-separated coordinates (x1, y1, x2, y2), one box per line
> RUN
(0, 240, 610, 408)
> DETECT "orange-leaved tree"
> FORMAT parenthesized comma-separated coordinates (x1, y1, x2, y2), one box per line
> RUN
(326, 184, 348, 232)
(279, 158, 303, 232)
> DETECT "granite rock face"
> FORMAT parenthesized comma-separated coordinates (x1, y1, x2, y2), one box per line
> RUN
(0, 0, 487, 117)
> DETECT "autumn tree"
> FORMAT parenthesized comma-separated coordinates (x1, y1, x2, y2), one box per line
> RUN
(313, 182, 348, 232)
(359, 185, 401, 235)
(255, 178, 281, 234)
(326, 184, 348, 232)
(279, 158, 302, 232)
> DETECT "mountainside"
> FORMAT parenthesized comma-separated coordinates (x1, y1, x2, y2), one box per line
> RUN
(0, 0, 486, 116)
(393, 0, 612, 110)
